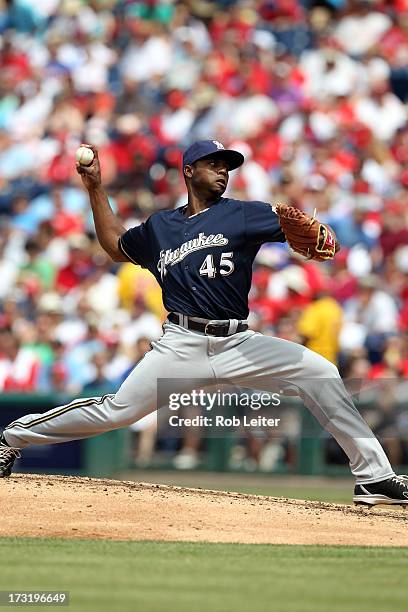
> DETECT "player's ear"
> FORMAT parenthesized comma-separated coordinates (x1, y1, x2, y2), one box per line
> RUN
(184, 164, 193, 180)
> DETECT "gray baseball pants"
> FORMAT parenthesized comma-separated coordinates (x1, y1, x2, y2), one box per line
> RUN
(3, 322, 394, 484)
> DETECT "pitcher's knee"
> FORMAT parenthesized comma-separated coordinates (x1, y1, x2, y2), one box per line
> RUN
(304, 351, 340, 379)
(324, 360, 340, 378)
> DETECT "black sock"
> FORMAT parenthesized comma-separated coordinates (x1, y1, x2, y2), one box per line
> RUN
(0, 433, 10, 446)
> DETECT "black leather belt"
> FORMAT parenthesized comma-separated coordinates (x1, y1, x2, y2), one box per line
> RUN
(168, 312, 248, 337)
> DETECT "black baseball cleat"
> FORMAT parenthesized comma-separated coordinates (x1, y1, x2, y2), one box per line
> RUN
(0, 438, 21, 478)
(354, 475, 408, 506)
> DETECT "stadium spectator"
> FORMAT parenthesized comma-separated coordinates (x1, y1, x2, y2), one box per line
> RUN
(0, 327, 40, 391)
(297, 291, 343, 365)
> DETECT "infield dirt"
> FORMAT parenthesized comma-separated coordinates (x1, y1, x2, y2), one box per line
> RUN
(1, 474, 407, 546)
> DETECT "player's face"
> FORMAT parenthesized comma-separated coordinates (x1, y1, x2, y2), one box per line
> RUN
(189, 156, 230, 196)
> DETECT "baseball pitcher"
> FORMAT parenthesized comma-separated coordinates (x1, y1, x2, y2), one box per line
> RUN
(1, 140, 407, 506)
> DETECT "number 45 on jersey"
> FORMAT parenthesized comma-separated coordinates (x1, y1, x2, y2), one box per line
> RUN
(199, 252, 234, 278)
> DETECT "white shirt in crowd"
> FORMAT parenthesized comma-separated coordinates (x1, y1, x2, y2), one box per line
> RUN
(334, 11, 391, 56)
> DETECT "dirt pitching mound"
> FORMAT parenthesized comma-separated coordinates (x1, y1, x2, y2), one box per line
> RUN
(1, 474, 407, 546)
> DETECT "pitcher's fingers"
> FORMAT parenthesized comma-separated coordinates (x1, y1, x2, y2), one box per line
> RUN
(76, 163, 91, 175)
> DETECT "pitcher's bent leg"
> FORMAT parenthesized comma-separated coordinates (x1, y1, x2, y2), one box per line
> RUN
(214, 332, 394, 484)
(298, 364, 394, 484)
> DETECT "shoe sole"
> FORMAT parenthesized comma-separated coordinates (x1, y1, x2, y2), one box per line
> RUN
(0, 469, 11, 478)
(354, 494, 408, 506)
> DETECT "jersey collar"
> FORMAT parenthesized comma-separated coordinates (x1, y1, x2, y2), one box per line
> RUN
(179, 197, 223, 219)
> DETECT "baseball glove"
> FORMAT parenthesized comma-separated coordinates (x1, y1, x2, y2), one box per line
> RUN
(274, 203, 339, 261)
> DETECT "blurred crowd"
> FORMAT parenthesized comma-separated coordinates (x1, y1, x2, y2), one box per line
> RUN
(0, 0, 407, 466)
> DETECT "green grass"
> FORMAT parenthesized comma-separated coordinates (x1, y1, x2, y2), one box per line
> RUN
(0, 539, 407, 612)
(201, 484, 351, 503)
(120, 471, 353, 503)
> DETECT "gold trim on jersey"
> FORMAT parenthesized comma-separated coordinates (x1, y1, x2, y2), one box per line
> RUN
(5, 394, 114, 431)
(118, 235, 140, 266)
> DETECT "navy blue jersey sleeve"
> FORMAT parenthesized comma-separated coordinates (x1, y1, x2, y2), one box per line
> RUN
(118, 221, 152, 268)
(244, 201, 286, 244)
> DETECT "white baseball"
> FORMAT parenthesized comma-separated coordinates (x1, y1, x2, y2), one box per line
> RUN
(76, 146, 94, 166)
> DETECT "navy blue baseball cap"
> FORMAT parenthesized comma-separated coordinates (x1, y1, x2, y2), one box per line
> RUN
(182, 140, 244, 170)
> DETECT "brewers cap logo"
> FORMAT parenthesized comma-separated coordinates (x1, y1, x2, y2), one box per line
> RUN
(212, 140, 225, 150)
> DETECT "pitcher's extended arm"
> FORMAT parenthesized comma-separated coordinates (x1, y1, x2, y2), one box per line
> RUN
(76, 144, 128, 262)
